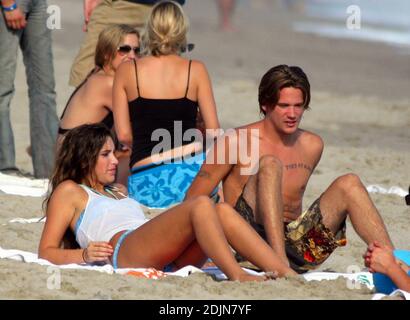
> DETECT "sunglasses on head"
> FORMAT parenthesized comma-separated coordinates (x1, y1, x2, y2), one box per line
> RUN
(117, 45, 140, 55)
(181, 43, 195, 53)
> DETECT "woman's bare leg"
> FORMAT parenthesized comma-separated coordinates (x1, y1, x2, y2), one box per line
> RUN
(215, 203, 296, 277)
(172, 241, 208, 270)
(117, 196, 264, 281)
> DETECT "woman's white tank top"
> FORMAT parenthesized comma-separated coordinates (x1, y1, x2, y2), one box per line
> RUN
(75, 185, 148, 248)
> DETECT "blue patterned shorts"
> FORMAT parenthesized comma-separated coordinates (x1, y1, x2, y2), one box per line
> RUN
(128, 152, 216, 208)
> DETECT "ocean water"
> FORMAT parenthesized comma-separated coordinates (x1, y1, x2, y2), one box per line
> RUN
(283, 0, 410, 49)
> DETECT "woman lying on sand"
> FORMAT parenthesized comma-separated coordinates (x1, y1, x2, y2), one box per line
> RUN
(38, 124, 296, 281)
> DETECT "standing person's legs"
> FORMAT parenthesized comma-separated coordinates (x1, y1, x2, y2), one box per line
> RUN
(237, 155, 288, 264)
(318, 173, 394, 248)
(0, 12, 21, 172)
(216, 0, 236, 31)
(21, 0, 59, 178)
(69, 0, 152, 87)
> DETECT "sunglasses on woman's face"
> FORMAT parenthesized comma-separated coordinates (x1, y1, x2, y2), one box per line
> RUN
(117, 45, 140, 55)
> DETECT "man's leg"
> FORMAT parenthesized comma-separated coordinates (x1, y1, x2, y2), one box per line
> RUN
(21, 0, 59, 178)
(69, 0, 152, 87)
(319, 173, 393, 249)
(0, 11, 20, 171)
(241, 155, 288, 263)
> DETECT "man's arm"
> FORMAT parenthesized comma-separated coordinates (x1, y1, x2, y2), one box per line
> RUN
(1, 0, 27, 30)
(186, 132, 237, 199)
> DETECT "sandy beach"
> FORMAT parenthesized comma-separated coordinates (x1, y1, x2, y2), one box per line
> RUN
(0, 0, 409, 299)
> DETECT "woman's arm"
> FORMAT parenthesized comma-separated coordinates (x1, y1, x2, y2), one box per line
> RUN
(38, 181, 113, 265)
(385, 263, 410, 292)
(113, 62, 134, 149)
(38, 182, 86, 264)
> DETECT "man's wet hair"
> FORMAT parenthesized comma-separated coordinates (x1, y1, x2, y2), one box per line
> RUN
(258, 64, 311, 115)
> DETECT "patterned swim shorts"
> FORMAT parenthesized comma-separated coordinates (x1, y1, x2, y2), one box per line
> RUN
(234, 194, 347, 273)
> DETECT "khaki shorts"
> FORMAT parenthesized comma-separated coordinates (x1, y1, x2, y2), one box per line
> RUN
(69, 0, 151, 87)
(234, 195, 347, 273)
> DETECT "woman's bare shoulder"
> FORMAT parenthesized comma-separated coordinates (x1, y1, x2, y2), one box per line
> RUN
(51, 180, 86, 199)
(88, 72, 114, 89)
(190, 59, 207, 71)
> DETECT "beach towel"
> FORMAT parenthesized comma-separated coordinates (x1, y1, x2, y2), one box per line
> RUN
(0, 173, 48, 197)
(0, 246, 374, 285)
(0, 246, 253, 280)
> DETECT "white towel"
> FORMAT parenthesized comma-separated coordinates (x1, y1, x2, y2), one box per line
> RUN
(0, 173, 48, 197)
(302, 271, 374, 289)
(0, 246, 229, 279)
(366, 184, 407, 197)
(372, 289, 410, 300)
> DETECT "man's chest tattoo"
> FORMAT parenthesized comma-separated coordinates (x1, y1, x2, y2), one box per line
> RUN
(285, 162, 312, 172)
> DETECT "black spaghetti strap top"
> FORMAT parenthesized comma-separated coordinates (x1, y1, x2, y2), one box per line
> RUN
(58, 70, 114, 135)
(128, 59, 198, 168)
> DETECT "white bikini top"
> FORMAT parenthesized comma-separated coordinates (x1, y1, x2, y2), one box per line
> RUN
(75, 185, 148, 248)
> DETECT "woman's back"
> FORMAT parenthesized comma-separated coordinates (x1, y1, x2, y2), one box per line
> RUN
(127, 55, 200, 167)
(59, 72, 113, 131)
(113, 1, 220, 208)
(127, 55, 198, 101)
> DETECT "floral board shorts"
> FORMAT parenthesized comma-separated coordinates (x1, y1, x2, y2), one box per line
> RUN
(234, 194, 347, 273)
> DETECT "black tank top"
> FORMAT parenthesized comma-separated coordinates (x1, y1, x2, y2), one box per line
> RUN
(58, 70, 113, 135)
(128, 59, 198, 168)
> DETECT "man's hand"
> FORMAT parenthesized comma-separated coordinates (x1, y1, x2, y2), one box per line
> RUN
(83, 0, 101, 31)
(3, 5, 27, 30)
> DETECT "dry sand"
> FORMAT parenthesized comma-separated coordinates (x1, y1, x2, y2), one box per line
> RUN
(0, 0, 409, 299)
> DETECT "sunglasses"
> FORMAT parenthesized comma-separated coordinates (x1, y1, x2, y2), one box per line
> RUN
(181, 43, 195, 53)
(117, 45, 141, 55)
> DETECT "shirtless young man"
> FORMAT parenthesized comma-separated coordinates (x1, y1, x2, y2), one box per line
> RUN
(186, 65, 394, 273)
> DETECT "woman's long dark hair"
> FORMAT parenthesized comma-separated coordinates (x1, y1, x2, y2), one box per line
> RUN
(43, 124, 114, 248)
